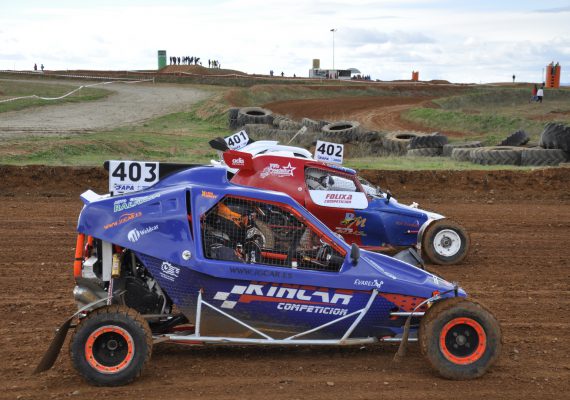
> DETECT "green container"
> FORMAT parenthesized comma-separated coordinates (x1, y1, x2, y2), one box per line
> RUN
(158, 50, 167, 70)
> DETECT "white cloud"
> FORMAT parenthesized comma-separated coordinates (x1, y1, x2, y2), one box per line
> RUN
(0, 1, 568, 83)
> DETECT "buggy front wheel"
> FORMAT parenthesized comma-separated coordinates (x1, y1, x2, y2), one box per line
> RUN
(69, 305, 153, 386)
(422, 219, 470, 265)
(419, 298, 501, 380)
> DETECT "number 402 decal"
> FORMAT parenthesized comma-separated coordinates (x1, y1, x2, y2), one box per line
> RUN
(314, 140, 344, 164)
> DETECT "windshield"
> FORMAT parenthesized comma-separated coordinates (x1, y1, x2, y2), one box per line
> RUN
(358, 177, 384, 197)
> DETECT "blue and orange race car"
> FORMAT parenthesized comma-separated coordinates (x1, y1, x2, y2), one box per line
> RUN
(222, 149, 470, 265)
(36, 165, 500, 386)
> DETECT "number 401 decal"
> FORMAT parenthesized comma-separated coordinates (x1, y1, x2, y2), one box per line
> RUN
(108, 161, 160, 194)
(224, 130, 249, 150)
(314, 140, 344, 164)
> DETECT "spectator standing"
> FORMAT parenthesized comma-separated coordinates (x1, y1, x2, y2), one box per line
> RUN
(529, 84, 538, 103)
(512, 74, 516, 83)
(536, 86, 544, 103)
(41, 64, 44, 71)
(281, 71, 284, 77)
(34, 63, 37, 71)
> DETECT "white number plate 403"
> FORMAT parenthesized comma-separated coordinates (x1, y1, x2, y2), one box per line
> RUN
(109, 160, 159, 194)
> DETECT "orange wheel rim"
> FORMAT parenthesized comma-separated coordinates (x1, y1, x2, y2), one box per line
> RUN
(439, 317, 486, 365)
(85, 325, 135, 374)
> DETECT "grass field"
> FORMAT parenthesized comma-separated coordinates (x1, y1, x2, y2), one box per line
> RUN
(0, 79, 110, 113)
(0, 106, 538, 170)
(0, 79, 568, 170)
(402, 87, 570, 144)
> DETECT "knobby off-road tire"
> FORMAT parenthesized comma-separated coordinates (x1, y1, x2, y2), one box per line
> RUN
(419, 298, 502, 380)
(228, 107, 240, 129)
(450, 147, 478, 162)
(498, 129, 530, 146)
(321, 121, 361, 143)
(301, 117, 328, 132)
(407, 147, 442, 157)
(279, 119, 303, 130)
(408, 133, 448, 149)
(237, 107, 274, 126)
(472, 146, 523, 166)
(383, 132, 426, 155)
(520, 148, 569, 166)
(539, 123, 570, 151)
(70, 305, 153, 386)
(422, 219, 470, 265)
(442, 141, 482, 157)
(272, 114, 288, 128)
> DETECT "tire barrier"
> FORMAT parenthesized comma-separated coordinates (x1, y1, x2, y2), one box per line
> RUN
(407, 147, 442, 157)
(321, 121, 361, 143)
(382, 132, 427, 155)
(237, 107, 273, 126)
(408, 133, 448, 149)
(471, 146, 524, 166)
(540, 123, 570, 152)
(520, 148, 569, 166)
(442, 141, 482, 157)
(499, 130, 530, 147)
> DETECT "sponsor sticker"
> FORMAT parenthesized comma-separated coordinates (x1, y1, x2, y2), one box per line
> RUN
(353, 278, 384, 289)
(308, 191, 368, 209)
(336, 212, 367, 236)
(201, 190, 218, 199)
(104, 211, 142, 230)
(127, 224, 159, 243)
(160, 261, 180, 282)
(260, 162, 296, 179)
(113, 193, 160, 213)
(212, 283, 352, 314)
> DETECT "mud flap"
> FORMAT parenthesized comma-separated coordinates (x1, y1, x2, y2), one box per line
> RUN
(33, 296, 111, 374)
(393, 248, 425, 269)
(33, 318, 73, 374)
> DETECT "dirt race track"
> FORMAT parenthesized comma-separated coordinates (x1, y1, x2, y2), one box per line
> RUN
(0, 166, 569, 400)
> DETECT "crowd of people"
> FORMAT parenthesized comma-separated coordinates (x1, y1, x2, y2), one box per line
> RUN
(169, 56, 222, 69)
(351, 74, 371, 80)
(170, 56, 201, 66)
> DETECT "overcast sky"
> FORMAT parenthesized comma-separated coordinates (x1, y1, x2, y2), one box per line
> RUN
(1, 0, 569, 83)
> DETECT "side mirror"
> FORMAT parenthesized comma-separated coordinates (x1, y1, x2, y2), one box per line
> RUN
(350, 243, 360, 266)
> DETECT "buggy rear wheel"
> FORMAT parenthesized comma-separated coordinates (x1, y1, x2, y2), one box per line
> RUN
(422, 219, 470, 265)
(69, 305, 152, 386)
(419, 298, 501, 380)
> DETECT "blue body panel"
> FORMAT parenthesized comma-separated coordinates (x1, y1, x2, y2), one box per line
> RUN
(78, 166, 465, 339)
(358, 197, 430, 248)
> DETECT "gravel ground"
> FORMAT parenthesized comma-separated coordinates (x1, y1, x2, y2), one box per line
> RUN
(0, 79, 210, 137)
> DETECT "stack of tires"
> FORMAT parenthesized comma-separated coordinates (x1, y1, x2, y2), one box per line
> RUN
(382, 132, 426, 156)
(320, 121, 361, 143)
(406, 133, 448, 157)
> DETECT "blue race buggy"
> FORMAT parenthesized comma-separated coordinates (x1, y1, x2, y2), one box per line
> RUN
(36, 165, 501, 385)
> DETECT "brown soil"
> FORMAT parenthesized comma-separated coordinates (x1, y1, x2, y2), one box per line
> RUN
(0, 166, 569, 399)
(263, 96, 466, 136)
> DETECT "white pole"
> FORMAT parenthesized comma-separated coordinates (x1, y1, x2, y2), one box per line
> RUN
(331, 28, 337, 74)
